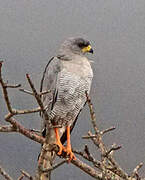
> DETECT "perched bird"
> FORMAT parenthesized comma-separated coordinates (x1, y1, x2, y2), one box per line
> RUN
(40, 37, 93, 161)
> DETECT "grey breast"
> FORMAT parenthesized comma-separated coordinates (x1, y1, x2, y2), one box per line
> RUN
(46, 56, 93, 126)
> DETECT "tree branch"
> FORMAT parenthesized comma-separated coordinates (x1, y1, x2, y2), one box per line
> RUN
(0, 165, 13, 180)
(5, 114, 45, 144)
(0, 125, 17, 132)
(71, 158, 102, 180)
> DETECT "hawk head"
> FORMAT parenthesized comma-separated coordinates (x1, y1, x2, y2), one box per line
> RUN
(58, 37, 93, 57)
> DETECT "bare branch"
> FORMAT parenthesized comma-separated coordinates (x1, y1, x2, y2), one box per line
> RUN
(5, 114, 45, 144)
(0, 61, 13, 113)
(30, 129, 41, 133)
(52, 160, 67, 171)
(0, 125, 17, 132)
(82, 134, 98, 139)
(130, 163, 143, 180)
(26, 74, 50, 125)
(20, 170, 33, 180)
(17, 174, 24, 180)
(71, 158, 102, 180)
(6, 84, 21, 88)
(105, 145, 122, 157)
(100, 126, 116, 135)
(39, 90, 51, 96)
(42, 160, 67, 172)
(73, 148, 102, 170)
(19, 88, 34, 95)
(19, 88, 51, 96)
(0, 165, 13, 180)
(88, 131, 128, 179)
(14, 107, 41, 115)
(85, 91, 98, 133)
(85, 92, 129, 179)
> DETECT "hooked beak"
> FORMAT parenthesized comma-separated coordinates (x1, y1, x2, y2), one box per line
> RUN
(89, 48, 93, 54)
(82, 45, 93, 54)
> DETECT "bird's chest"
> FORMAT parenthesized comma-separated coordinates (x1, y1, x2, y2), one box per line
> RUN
(59, 65, 92, 101)
(62, 58, 93, 79)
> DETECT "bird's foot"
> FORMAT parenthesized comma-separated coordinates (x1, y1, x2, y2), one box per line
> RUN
(55, 141, 66, 155)
(65, 147, 76, 163)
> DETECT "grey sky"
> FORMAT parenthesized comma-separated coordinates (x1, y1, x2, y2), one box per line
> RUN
(0, 0, 145, 179)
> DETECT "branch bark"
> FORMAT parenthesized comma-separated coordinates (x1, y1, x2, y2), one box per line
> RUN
(1, 61, 145, 180)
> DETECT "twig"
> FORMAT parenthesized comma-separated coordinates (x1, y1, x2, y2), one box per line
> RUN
(13, 107, 41, 115)
(30, 129, 41, 133)
(130, 163, 143, 180)
(71, 158, 102, 180)
(19, 88, 34, 95)
(100, 126, 116, 135)
(19, 88, 51, 96)
(85, 91, 98, 133)
(26, 74, 50, 125)
(20, 170, 33, 180)
(0, 125, 17, 132)
(6, 84, 21, 88)
(0, 61, 13, 113)
(73, 148, 102, 170)
(5, 114, 45, 144)
(88, 131, 129, 179)
(82, 134, 98, 139)
(39, 90, 51, 96)
(0, 165, 13, 180)
(42, 160, 67, 172)
(105, 145, 122, 157)
(86, 92, 129, 179)
(17, 174, 24, 180)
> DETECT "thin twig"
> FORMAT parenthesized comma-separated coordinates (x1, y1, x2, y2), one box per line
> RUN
(19, 88, 51, 96)
(20, 170, 33, 180)
(85, 91, 98, 133)
(19, 88, 34, 95)
(39, 90, 51, 96)
(26, 74, 50, 124)
(17, 174, 24, 180)
(6, 84, 21, 88)
(130, 163, 143, 180)
(13, 107, 41, 115)
(5, 114, 45, 144)
(100, 126, 116, 135)
(82, 134, 98, 139)
(88, 131, 129, 180)
(0, 165, 13, 180)
(0, 125, 17, 132)
(86, 92, 129, 179)
(71, 158, 102, 180)
(73, 148, 102, 170)
(42, 160, 67, 172)
(105, 145, 122, 157)
(0, 61, 13, 113)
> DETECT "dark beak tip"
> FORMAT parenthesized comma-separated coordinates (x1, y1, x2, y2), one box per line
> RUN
(90, 48, 94, 54)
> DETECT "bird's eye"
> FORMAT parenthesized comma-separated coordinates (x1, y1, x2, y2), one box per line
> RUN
(78, 42, 85, 48)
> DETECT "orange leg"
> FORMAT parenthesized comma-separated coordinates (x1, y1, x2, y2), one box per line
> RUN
(66, 126, 76, 163)
(54, 128, 65, 155)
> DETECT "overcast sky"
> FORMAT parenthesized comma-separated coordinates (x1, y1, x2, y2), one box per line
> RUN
(0, 0, 145, 179)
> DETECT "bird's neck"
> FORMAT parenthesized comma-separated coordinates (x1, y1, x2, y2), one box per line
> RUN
(57, 50, 84, 61)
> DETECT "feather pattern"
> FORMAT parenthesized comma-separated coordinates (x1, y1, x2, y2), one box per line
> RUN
(41, 53, 93, 143)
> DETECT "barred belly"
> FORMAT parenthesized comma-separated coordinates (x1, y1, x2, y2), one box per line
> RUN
(50, 70, 92, 126)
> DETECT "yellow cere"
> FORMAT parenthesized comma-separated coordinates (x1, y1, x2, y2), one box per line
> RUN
(82, 45, 92, 53)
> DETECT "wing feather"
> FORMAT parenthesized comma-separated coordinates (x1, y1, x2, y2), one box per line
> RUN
(40, 57, 61, 131)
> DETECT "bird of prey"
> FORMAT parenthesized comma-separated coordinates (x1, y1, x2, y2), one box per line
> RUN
(40, 37, 93, 161)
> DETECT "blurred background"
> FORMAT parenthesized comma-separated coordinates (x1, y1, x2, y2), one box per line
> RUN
(0, 0, 145, 179)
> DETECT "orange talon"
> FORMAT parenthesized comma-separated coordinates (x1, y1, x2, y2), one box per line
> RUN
(66, 126, 76, 163)
(54, 128, 65, 155)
